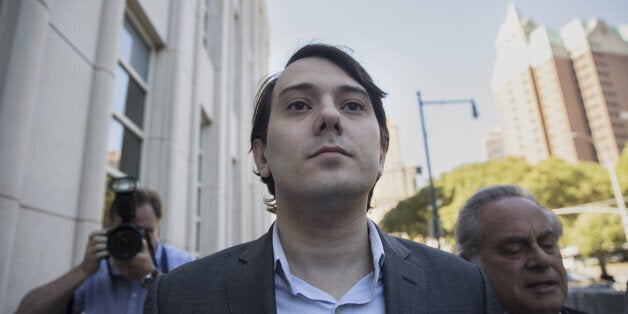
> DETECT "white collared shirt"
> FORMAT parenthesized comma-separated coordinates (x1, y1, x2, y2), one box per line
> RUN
(273, 219, 386, 313)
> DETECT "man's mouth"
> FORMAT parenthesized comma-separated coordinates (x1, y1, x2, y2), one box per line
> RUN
(309, 146, 351, 158)
(525, 280, 560, 293)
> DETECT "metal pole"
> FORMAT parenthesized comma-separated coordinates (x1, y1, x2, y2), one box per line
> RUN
(417, 92, 440, 247)
(572, 132, 628, 242)
(603, 156, 628, 243)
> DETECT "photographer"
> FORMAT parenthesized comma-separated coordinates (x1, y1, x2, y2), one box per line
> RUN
(16, 188, 194, 314)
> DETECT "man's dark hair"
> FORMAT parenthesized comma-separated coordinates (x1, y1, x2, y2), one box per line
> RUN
(250, 43, 389, 213)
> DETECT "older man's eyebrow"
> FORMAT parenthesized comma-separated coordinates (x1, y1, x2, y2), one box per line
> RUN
(537, 230, 557, 241)
(498, 229, 556, 246)
(498, 236, 528, 246)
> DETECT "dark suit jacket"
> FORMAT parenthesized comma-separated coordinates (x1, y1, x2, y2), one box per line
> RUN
(561, 306, 589, 314)
(145, 224, 501, 313)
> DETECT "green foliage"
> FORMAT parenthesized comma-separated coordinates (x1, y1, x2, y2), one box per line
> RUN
(380, 155, 626, 257)
(379, 187, 433, 240)
(566, 213, 625, 256)
(437, 158, 530, 233)
(617, 145, 628, 195)
(521, 158, 612, 208)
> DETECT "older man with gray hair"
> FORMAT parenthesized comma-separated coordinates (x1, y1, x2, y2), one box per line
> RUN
(454, 184, 586, 314)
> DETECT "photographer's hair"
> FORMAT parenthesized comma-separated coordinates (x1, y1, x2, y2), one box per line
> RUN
(108, 188, 163, 222)
(454, 184, 562, 264)
(250, 43, 389, 213)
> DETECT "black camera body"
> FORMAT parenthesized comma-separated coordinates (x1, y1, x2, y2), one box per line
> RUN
(107, 177, 146, 260)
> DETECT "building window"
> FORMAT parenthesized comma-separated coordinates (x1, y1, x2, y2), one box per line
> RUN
(203, 0, 211, 48)
(107, 16, 151, 179)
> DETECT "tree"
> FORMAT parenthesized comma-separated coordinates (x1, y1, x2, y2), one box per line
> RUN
(616, 146, 628, 195)
(567, 213, 625, 256)
(520, 158, 612, 208)
(565, 212, 625, 278)
(381, 157, 531, 238)
(437, 157, 530, 234)
(379, 187, 434, 240)
(381, 155, 626, 258)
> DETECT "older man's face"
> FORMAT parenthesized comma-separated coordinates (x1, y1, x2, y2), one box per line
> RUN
(476, 197, 568, 314)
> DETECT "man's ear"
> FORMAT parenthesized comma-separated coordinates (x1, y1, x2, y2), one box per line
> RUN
(378, 139, 388, 178)
(252, 139, 271, 178)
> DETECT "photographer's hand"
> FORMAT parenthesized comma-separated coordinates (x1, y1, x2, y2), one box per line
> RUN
(79, 229, 109, 275)
(111, 238, 157, 282)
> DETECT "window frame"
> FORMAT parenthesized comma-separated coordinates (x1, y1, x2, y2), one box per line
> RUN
(105, 11, 156, 181)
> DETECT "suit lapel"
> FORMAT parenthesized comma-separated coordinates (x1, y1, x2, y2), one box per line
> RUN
(378, 228, 428, 313)
(226, 226, 277, 314)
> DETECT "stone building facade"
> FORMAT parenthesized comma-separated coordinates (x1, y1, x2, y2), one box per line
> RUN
(0, 0, 272, 311)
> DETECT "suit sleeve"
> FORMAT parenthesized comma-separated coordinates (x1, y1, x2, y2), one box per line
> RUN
(478, 267, 503, 313)
(143, 275, 162, 314)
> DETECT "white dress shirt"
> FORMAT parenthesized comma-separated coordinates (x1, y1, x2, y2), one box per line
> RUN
(273, 219, 386, 314)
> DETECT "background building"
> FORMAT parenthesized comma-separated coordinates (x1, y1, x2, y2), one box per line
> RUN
(369, 117, 418, 223)
(490, 3, 628, 165)
(0, 0, 272, 311)
(485, 128, 507, 160)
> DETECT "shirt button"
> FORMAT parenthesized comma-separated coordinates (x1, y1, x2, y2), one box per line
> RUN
(335, 308, 341, 314)
(131, 293, 137, 298)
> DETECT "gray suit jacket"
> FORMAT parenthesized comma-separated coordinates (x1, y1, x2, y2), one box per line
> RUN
(145, 224, 501, 313)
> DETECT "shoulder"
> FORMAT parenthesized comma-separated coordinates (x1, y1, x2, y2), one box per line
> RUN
(160, 235, 269, 285)
(147, 237, 269, 311)
(382, 232, 477, 270)
(168, 239, 262, 275)
(162, 244, 195, 267)
(381, 233, 491, 288)
(378, 232, 502, 311)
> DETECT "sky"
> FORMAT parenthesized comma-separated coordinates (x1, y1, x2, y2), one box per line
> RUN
(266, 0, 628, 181)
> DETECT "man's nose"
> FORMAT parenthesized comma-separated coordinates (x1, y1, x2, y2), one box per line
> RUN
(525, 244, 554, 270)
(314, 98, 342, 135)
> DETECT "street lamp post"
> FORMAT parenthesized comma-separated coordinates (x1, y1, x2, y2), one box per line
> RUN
(417, 91, 478, 248)
(571, 132, 628, 242)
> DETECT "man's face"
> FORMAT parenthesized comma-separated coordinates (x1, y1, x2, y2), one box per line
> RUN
(112, 202, 160, 249)
(476, 197, 568, 314)
(253, 57, 385, 208)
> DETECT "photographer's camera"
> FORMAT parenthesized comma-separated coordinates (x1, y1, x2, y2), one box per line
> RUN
(107, 177, 146, 260)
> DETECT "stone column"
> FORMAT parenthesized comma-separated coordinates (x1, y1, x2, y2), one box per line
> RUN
(72, 0, 126, 264)
(0, 0, 51, 308)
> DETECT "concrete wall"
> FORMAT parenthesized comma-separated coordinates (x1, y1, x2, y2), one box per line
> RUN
(0, 0, 273, 312)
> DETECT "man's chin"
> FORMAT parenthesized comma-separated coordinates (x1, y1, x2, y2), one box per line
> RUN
(519, 299, 564, 314)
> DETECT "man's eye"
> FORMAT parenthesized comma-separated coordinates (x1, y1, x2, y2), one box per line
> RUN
(503, 249, 522, 255)
(540, 241, 555, 248)
(341, 101, 365, 111)
(500, 245, 524, 257)
(287, 101, 310, 111)
(540, 241, 557, 252)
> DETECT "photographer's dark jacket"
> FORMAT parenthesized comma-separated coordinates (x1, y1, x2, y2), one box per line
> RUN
(70, 242, 193, 314)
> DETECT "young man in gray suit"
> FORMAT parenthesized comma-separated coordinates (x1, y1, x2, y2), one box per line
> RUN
(145, 44, 501, 313)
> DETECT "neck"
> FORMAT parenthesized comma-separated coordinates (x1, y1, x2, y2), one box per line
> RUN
(276, 209, 371, 259)
(275, 198, 374, 300)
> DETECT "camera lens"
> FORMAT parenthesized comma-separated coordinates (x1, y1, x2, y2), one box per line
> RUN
(107, 224, 144, 260)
